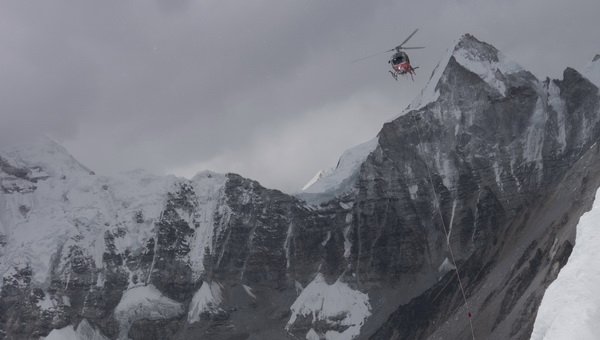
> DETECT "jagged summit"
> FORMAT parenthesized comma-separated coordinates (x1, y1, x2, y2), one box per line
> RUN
(454, 33, 502, 62)
(409, 33, 525, 111)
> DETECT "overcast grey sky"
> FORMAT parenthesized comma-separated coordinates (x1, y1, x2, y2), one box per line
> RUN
(1, 0, 599, 192)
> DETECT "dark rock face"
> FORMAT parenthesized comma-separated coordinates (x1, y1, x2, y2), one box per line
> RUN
(150, 183, 198, 300)
(1, 35, 599, 340)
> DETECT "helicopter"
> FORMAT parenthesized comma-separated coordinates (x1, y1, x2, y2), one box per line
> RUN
(353, 29, 425, 81)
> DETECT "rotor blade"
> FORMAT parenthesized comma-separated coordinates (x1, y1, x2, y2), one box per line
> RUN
(401, 46, 425, 50)
(351, 50, 389, 63)
(397, 28, 419, 49)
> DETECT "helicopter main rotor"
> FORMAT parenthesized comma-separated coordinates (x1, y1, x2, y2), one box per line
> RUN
(351, 28, 425, 63)
(387, 28, 424, 52)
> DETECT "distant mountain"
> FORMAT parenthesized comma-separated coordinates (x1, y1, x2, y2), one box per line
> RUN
(1, 35, 599, 340)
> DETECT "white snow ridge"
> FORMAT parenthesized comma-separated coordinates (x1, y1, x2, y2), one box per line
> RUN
(530, 189, 600, 340)
(286, 273, 371, 340)
(302, 138, 378, 194)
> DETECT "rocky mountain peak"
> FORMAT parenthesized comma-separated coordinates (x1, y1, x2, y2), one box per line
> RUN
(453, 33, 501, 63)
(446, 34, 526, 94)
(409, 33, 526, 111)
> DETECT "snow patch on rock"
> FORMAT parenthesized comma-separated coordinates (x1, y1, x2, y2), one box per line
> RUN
(522, 98, 546, 178)
(114, 285, 183, 339)
(243, 284, 256, 300)
(187, 171, 227, 279)
(187, 281, 224, 323)
(548, 80, 567, 152)
(43, 325, 79, 340)
(286, 273, 371, 340)
(36, 293, 60, 311)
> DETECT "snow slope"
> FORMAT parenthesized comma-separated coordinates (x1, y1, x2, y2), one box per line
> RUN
(301, 138, 378, 194)
(530, 188, 600, 340)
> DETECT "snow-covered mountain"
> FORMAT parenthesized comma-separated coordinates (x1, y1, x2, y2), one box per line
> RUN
(1, 35, 599, 340)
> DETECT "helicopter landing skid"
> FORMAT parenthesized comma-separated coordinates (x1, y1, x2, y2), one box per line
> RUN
(389, 71, 398, 81)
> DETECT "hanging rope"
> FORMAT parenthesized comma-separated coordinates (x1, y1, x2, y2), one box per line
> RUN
(411, 113, 476, 340)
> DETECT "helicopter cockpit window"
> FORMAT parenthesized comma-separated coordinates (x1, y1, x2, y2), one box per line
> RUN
(393, 55, 404, 64)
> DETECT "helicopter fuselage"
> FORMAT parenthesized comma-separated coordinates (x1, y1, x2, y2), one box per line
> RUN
(389, 51, 414, 75)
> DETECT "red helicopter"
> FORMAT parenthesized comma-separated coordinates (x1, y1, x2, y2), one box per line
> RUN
(354, 29, 425, 81)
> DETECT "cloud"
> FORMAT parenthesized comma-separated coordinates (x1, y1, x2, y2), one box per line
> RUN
(167, 91, 398, 192)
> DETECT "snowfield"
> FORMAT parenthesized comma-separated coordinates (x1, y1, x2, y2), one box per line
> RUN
(530, 188, 600, 340)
